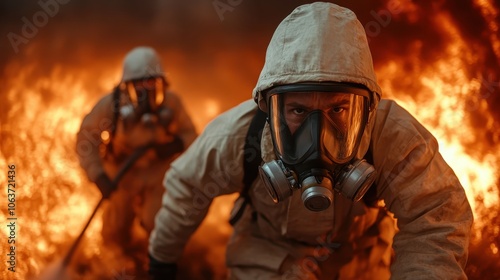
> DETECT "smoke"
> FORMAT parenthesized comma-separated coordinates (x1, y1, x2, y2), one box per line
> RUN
(2, 0, 498, 118)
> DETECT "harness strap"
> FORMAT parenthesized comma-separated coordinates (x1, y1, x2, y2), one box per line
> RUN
(229, 108, 267, 226)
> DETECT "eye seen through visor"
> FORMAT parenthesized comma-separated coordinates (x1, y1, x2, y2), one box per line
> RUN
(267, 84, 370, 164)
(282, 92, 355, 135)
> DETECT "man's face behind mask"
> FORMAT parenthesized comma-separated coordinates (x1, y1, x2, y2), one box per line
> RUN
(126, 77, 165, 115)
(283, 92, 353, 134)
(268, 91, 369, 166)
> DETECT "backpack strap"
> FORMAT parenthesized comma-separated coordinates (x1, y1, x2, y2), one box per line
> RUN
(104, 86, 121, 156)
(110, 86, 121, 137)
(362, 145, 378, 207)
(229, 108, 267, 226)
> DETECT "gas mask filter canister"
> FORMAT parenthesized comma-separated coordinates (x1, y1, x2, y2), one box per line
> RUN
(259, 158, 376, 211)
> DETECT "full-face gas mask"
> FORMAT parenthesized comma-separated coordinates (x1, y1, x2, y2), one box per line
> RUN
(118, 77, 173, 129)
(258, 83, 377, 211)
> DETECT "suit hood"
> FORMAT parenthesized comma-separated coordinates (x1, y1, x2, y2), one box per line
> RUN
(254, 2, 382, 159)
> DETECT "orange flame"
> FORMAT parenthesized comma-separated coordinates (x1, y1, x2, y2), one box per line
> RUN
(378, 10, 500, 235)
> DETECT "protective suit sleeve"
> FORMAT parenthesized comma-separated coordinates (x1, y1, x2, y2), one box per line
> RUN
(148, 102, 252, 263)
(75, 94, 115, 182)
(372, 100, 473, 279)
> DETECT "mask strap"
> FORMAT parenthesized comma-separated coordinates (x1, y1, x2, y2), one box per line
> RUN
(127, 82, 138, 107)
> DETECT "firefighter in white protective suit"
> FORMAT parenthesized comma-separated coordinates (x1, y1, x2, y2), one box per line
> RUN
(148, 3, 473, 280)
(76, 46, 197, 263)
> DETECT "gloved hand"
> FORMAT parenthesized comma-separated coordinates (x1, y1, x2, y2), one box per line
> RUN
(149, 254, 177, 280)
(94, 172, 115, 199)
(154, 136, 184, 159)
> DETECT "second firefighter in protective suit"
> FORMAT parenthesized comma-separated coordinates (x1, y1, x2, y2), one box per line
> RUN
(76, 46, 197, 261)
(148, 3, 473, 280)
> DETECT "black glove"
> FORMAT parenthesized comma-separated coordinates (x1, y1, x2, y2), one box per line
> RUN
(155, 136, 184, 159)
(149, 254, 177, 280)
(94, 172, 115, 199)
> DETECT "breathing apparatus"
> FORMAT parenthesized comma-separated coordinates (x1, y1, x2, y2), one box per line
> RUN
(117, 47, 174, 129)
(258, 83, 377, 211)
(118, 77, 173, 128)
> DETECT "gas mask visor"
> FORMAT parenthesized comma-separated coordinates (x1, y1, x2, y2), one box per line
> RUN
(121, 77, 165, 114)
(267, 83, 371, 166)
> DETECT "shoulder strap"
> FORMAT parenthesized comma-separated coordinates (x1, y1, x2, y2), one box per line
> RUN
(242, 108, 267, 197)
(106, 86, 121, 155)
(110, 86, 121, 140)
(362, 145, 378, 206)
(229, 108, 267, 226)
